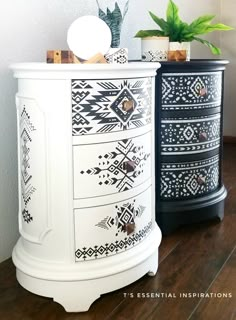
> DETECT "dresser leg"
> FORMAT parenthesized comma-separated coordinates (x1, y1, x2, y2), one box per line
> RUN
(53, 285, 101, 312)
(14, 225, 162, 312)
(16, 251, 160, 312)
(147, 251, 159, 276)
(217, 209, 224, 221)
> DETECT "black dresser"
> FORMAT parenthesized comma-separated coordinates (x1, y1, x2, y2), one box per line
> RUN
(155, 60, 229, 234)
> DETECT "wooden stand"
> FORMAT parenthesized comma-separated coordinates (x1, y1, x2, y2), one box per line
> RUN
(47, 50, 107, 64)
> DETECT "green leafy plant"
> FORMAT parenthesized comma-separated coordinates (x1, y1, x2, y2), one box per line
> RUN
(135, 0, 233, 54)
(96, 0, 129, 48)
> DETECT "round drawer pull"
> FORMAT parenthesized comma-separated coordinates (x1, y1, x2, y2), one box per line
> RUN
(122, 223, 136, 235)
(197, 175, 206, 185)
(199, 132, 208, 141)
(122, 100, 134, 112)
(123, 160, 136, 173)
(199, 87, 208, 96)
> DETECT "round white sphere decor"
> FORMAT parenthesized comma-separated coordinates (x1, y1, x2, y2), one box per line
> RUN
(67, 15, 112, 60)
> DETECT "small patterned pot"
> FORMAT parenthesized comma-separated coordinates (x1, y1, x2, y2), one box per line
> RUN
(141, 37, 169, 62)
(105, 48, 128, 64)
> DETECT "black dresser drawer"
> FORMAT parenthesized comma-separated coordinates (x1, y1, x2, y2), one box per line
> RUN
(161, 72, 222, 112)
(161, 113, 221, 155)
(160, 155, 220, 200)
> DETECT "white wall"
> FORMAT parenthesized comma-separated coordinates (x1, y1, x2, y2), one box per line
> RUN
(0, 0, 221, 262)
(220, 0, 236, 137)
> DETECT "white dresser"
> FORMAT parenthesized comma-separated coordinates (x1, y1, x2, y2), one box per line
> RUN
(11, 62, 162, 312)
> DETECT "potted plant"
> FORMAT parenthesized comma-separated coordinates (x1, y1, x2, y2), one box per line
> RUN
(96, 0, 129, 63)
(135, 0, 233, 61)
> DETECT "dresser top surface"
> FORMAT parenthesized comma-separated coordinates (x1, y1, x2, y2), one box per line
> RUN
(158, 59, 229, 72)
(10, 62, 161, 80)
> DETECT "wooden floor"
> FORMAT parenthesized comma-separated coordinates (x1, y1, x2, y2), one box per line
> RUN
(0, 144, 236, 320)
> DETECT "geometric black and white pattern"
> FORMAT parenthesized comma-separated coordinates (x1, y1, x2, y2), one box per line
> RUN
(161, 114, 221, 155)
(142, 50, 168, 62)
(161, 155, 219, 199)
(105, 48, 128, 64)
(80, 138, 150, 192)
(161, 140, 220, 155)
(162, 72, 222, 111)
(72, 78, 152, 135)
(95, 200, 145, 235)
(20, 108, 36, 223)
(22, 208, 33, 224)
(75, 221, 152, 260)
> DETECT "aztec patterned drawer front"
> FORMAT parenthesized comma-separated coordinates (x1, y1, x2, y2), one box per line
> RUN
(73, 131, 151, 199)
(74, 186, 152, 261)
(161, 113, 221, 155)
(161, 72, 222, 111)
(161, 155, 220, 200)
(71, 77, 152, 135)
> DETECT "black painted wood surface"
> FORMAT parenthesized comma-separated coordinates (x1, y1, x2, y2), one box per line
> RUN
(155, 60, 229, 234)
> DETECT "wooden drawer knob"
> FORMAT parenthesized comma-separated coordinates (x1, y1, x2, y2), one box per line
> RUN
(123, 160, 136, 173)
(198, 87, 207, 96)
(199, 132, 208, 141)
(197, 175, 206, 185)
(122, 223, 135, 235)
(122, 100, 134, 112)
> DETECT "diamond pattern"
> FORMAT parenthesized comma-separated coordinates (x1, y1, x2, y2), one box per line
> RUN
(110, 88, 137, 124)
(190, 76, 205, 97)
(186, 174, 200, 195)
(183, 126, 195, 141)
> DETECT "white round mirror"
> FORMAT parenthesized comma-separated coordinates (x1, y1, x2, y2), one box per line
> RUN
(67, 15, 112, 60)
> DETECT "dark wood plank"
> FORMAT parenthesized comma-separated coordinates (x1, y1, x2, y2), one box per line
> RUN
(223, 144, 236, 216)
(0, 259, 65, 320)
(159, 231, 183, 263)
(223, 136, 236, 144)
(190, 248, 236, 320)
(223, 144, 236, 183)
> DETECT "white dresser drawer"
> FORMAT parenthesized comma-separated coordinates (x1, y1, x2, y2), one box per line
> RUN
(72, 77, 152, 136)
(73, 131, 152, 199)
(74, 186, 152, 261)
